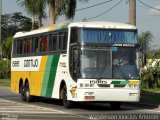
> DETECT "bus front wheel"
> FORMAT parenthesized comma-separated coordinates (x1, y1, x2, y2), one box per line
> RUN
(62, 85, 73, 108)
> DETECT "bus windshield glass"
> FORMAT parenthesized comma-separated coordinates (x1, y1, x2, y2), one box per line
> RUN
(80, 47, 140, 80)
(81, 28, 138, 44)
(112, 47, 140, 79)
(80, 47, 112, 79)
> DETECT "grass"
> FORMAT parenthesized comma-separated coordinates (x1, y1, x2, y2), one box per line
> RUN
(140, 89, 160, 105)
(0, 79, 11, 87)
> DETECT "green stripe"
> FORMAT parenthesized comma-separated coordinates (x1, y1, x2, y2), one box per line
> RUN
(120, 81, 129, 85)
(111, 81, 128, 85)
(111, 81, 121, 84)
(41, 54, 60, 97)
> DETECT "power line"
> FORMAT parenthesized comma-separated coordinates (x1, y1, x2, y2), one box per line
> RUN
(85, 0, 123, 21)
(76, 0, 114, 12)
(138, 0, 160, 12)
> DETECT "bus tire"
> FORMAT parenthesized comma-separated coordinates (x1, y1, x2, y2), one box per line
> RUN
(24, 82, 33, 102)
(62, 85, 73, 108)
(20, 84, 26, 101)
(110, 102, 122, 110)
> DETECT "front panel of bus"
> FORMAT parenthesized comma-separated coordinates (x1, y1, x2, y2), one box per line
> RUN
(69, 27, 140, 102)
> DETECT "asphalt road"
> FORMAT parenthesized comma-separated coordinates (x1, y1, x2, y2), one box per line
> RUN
(0, 87, 160, 120)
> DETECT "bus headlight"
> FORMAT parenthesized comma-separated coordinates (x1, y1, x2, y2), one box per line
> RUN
(129, 93, 138, 96)
(128, 84, 138, 88)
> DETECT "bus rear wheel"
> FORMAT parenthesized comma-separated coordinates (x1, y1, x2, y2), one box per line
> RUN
(62, 85, 73, 108)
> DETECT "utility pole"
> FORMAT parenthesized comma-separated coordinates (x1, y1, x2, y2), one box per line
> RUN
(0, 0, 2, 60)
(129, 0, 136, 26)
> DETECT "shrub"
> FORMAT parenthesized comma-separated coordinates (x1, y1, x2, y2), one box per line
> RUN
(0, 60, 10, 79)
(141, 61, 160, 89)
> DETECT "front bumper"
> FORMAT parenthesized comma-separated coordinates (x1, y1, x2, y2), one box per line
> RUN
(76, 88, 140, 102)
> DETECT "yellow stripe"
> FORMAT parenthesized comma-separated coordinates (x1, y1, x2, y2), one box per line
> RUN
(33, 56, 48, 96)
(129, 81, 138, 85)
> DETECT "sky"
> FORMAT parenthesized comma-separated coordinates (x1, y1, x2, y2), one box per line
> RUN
(2, 0, 160, 49)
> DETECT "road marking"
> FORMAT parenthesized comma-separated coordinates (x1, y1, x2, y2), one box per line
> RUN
(0, 98, 90, 119)
(0, 110, 61, 114)
(0, 98, 66, 114)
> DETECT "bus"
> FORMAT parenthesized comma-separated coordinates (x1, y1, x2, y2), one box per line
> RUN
(11, 21, 140, 109)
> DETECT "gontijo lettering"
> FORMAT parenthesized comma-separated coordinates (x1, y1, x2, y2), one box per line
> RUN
(24, 59, 38, 67)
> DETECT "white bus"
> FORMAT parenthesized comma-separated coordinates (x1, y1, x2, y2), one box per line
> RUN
(11, 21, 140, 109)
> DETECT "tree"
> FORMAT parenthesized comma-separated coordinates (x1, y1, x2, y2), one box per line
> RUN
(1, 12, 39, 59)
(47, 0, 88, 24)
(17, 0, 46, 28)
(2, 36, 13, 59)
(1, 12, 38, 42)
(151, 48, 160, 59)
(139, 31, 154, 66)
(17, 0, 88, 25)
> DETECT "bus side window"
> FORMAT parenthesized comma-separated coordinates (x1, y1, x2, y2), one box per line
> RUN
(17, 40, 23, 55)
(49, 34, 58, 51)
(40, 35, 48, 52)
(58, 32, 64, 50)
(24, 39, 31, 54)
(56, 31, 68, 51)
(62, 31, 68, 50)
(32, 37, 39, 53)
(16, 40, 19, 54)
(19, 40, 23, 54)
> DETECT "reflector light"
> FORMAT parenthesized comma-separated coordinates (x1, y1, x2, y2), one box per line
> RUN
(84, 96, 95, 100)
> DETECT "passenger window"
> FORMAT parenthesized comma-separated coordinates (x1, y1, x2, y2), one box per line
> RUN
(59, 32, 64, 50)
(32, 37, 39, 53)
(49, 34, 58, 51)
(40, 35, 48, 52)
(24, 39, 31, 54)
(63, 32, 68, 50)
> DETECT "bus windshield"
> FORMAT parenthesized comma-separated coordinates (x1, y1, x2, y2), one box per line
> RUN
(81, 28, 138, 44)
(112, 47, 140, 79)
(80, 46, 140, 80)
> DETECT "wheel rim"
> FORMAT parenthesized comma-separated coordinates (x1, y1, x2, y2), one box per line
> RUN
(20, 85, 25, 98)
(26, 90, 29, 98)
(25, 83, 30, 99)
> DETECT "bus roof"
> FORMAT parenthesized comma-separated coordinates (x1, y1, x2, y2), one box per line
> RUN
(14, 22, 69, 38)
(14, 21, 136, 38)
(69, 21, 136, 29)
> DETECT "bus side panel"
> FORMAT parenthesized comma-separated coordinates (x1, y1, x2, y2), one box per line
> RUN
(51, 54, 77, 100)
(40, 54, 60, 98)
(30, 56, 48, 96)
(11, 56, 48, 96)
